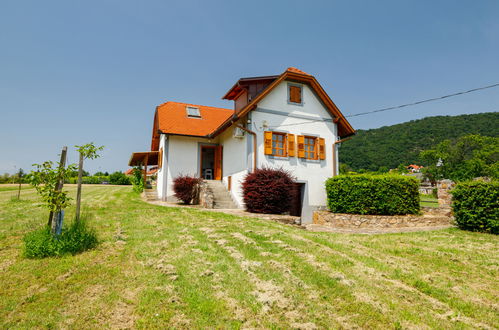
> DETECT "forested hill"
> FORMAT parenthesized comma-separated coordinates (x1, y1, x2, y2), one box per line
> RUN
(339, 112, 499, 171)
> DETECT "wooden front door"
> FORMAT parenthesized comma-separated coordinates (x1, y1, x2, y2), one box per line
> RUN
(214, 145, 223, 180)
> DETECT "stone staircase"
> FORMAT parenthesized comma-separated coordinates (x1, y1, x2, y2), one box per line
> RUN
(205, 180, 238, 209)
(144, 189, 158, 201)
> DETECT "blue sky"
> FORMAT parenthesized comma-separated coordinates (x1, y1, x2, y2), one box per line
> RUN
(1, 0, 498, 174)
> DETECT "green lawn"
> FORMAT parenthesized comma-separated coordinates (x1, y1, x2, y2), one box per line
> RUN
(0, 184, 32, 192)
(420, 194, 439, 208)
(0, 186, 497, 328)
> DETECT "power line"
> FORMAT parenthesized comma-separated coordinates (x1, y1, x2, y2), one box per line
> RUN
(346, 82, 499, 118)
(266, 82, 499, 128)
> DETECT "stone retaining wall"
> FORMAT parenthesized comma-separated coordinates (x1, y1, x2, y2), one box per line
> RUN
(197, 181, 214, 209)
(313, 209, 452, 229)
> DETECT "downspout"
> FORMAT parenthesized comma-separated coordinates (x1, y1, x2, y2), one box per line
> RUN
(235, 124, 257, 172)
(332, 136, 352, 176)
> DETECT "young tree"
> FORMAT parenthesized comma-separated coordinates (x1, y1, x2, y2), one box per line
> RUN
(28, 148, 77, 234)
(75, 143, 104, 222)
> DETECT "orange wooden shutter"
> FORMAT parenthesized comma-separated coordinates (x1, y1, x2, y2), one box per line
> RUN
(289, 86, 301, 103)
(318, 138, 326, 160)
(287, 134, 295, 157)
(297, 135, 305, 158)
(264, 131, 273, 155)
(158, 148, 163, 167)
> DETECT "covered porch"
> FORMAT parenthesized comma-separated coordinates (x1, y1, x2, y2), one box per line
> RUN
(128, 151, 160, 185)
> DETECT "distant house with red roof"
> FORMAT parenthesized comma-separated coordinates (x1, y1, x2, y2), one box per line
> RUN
(406, 164, 424, 173)
(129, 67, 355, 222)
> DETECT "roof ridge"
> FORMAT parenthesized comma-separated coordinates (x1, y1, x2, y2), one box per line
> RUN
(285, 67, 311, 75)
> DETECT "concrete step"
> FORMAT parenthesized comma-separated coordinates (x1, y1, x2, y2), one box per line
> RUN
(144, 189, 158, 201)
(204, 180, 237, 209)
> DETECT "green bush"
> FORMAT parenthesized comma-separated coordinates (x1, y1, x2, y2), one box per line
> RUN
(325, 174, 420, 215)
(23, 220, 98, 258)
(109, 171, 131, 185)
(451, 181, 498, 234)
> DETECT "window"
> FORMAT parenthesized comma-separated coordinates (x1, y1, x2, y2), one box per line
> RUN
(297, 135, 325, 160)
(186, 106, 201, 118)
(272, 132, 286, 156)
(304, 136, 317, 159)
(264, 131, 295, 157)
(288, 84, 302, 104)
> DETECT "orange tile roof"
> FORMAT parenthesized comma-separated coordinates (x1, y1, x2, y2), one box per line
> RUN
(286, 67, 310, 75)
(155, 101, 234, 137)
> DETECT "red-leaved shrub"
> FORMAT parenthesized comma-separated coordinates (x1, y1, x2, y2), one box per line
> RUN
(173, 175, 202, 204)
(242, 167, 295, 214)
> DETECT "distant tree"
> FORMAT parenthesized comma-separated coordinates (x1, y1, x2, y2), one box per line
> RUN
(94, 171, 106, 176)
(395, 164, 409, 174)
(109, 171, 131, 185)
(339, 163, 353, 175)
(377, 166, 389, 173)
(420, 134, 499, 182)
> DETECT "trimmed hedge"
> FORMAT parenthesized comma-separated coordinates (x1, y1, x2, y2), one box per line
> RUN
(242, 167, 295, 214)
(325, 174, 420, 215)
(451, 181, 498, 234)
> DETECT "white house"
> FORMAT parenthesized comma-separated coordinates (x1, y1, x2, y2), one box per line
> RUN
(129, 67, 355, 222)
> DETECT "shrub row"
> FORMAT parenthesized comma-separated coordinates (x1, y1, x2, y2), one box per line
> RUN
(451, 181, 498, 234)
(325, 174, 420, 215)
(66, 172, 131, 185)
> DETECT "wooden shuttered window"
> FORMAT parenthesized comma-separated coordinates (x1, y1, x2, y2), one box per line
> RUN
(297, 136, 326, 160)
(272, 132, 286, 156)
(289, 85, 302, 104)
(287, 134, 296, 157)
(318, 138, 326, 160)
(297, 135, 305, 158)
(264, 131, 273, 155)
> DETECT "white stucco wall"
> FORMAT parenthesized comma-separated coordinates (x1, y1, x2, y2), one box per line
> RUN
(156, 134, 167, 200)
(250, 80, 338, 222)
(161, 135, 221, 201)
(219, 122, 248, 207)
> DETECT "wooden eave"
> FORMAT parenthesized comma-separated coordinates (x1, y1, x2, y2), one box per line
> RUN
(222, 75, 279, 100)
(128, 151, 159, 166)
(151, 107, 161, 151)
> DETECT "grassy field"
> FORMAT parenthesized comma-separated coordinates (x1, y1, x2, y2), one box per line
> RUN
(420, 194, 439, 208)
(0, 186, 497, 328)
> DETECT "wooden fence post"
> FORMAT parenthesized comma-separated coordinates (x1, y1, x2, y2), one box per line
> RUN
(17, 170, 22, 200)
(48, 146, 67, 229)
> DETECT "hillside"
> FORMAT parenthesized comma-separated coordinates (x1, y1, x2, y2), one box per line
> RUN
(339, 112, 499, 171)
